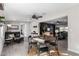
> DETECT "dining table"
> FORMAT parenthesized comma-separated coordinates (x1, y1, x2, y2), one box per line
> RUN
(31, 36, 60, 56)
(33, 38, 45, 43)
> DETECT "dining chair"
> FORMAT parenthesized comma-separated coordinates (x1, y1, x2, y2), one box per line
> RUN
(49, 36, 60, 56)
(28, 35, 37, 54)
(43, 32, 60, 56)
(37, 43, 49, 55)
(36, 38, 50, 56)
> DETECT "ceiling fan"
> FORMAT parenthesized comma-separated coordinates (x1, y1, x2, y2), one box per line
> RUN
(32, 14, 43, 20)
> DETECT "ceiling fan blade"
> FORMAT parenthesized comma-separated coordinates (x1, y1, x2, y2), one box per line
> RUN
(32, 14, 43, 20)
(38, 16, 42, 18)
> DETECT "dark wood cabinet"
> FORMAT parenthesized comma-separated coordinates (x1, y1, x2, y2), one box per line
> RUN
(39, 22, 55, 37)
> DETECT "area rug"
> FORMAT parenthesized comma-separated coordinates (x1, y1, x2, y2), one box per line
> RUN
(26, 47, 71, 56)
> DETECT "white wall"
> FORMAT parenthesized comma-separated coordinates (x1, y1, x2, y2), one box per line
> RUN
(23, 23, 31, 37)
(68, 7, 79, 53)
(0, 10, 4, 16)
(30, 5, 79, 54)
(30, 20, 40, 35)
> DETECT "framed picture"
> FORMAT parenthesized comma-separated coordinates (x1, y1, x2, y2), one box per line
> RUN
(33, 26, 37, 28)
(7, 25, 19, 30)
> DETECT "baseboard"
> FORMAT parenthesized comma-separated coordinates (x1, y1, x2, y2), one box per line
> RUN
(68, 49, 79, 54)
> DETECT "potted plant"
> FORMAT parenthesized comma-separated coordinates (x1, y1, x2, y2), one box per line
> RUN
(0, 16, 5, 22)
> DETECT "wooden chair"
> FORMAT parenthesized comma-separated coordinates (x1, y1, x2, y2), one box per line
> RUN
(28, 36, 37, 54)
(37, 41, 50, 56)
(43, 32, 60, 56)
(49, 37, 60, 56)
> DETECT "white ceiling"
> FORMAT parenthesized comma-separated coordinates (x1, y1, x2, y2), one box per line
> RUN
(46, 16, 68, 26)
(4, 3, 79, 22)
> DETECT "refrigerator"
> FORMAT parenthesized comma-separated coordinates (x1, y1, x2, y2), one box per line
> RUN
(0, 23, 5, 55)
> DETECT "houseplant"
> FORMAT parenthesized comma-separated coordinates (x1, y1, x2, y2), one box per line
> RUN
(0, 16, 5, 22)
